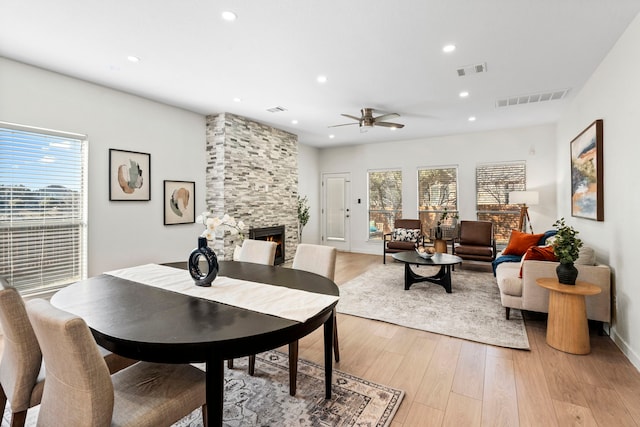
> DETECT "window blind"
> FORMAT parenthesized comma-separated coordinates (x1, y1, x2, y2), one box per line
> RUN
(0, 123, 87, 294)
(418, 167, 458, 232)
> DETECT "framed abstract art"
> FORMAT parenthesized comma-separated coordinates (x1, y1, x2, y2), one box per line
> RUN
(570, 119, 603, 221)
(109, 149, 151, 201)
(163, 180, 195, 225)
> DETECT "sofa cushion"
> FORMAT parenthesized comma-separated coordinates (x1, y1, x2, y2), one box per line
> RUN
(392, 228, 420, 242)
(575, 246, 596, 265)
(502, 230, 544, 256)
(519, 246, 557, 277)
(387, 240, 417, 250)
(455, 245, 493, 257)
(495, 263, 523, 297)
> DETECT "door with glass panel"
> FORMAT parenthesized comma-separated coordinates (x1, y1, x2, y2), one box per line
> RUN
(322, 173, 351, 251)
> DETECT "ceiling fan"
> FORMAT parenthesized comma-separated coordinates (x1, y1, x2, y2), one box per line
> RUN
(329, 108, 405, 131)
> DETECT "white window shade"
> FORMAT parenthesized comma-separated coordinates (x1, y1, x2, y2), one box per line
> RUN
(0, 123, 88, 294)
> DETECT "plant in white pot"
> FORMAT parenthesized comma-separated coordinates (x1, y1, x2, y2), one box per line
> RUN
(551, 218, 583, 285)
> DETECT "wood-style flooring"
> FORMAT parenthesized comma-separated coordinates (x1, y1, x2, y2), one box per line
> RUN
(298, 252, 640, 427)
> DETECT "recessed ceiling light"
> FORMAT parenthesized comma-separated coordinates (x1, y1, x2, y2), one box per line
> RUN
(291, 119, 298, 125)
(459, 91, 469, 98)
(468, 116, 477, 122)
(442, 44, 456, 53)
(127, 55, 140, 63)
(329, 134, 335, 139)
(317, 75, 327, 84)
(233, 97, 241, 102)
(221, 11, 237, 21)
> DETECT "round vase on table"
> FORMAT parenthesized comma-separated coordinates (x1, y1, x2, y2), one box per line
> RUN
(556, 262, 578, 285)
(188, 236, 219, 287)
(435, 226, 443, 239)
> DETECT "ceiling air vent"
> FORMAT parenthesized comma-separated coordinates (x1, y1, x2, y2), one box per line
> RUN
(456, 62, 488, 77)
(496, 88, 570, 108)
(266, 106, 287, 113)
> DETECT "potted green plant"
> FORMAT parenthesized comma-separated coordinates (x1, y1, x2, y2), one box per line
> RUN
(297, 195, 310, 241)
(551, 218, 583, 285)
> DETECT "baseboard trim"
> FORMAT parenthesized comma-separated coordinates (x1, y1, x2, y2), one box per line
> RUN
(612, 327, 640, 372)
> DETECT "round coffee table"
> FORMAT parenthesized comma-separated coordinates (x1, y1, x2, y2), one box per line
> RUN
(391, 251, 463, 293)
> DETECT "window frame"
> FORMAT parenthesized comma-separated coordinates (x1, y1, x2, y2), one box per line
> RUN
(367, 169, 403, 240)
(0, 121, 88, 295)
(417, 165, 459, 238)
(475, 161, 526, 245)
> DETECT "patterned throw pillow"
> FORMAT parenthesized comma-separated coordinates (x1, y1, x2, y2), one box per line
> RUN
(392, 228, 420, 242)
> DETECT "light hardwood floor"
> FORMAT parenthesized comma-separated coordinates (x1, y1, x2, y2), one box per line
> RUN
(299, 252, 640, 427)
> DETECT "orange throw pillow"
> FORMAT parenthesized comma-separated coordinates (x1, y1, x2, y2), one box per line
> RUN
(519, 246, 558, 277)
(502, 230, 545, 256)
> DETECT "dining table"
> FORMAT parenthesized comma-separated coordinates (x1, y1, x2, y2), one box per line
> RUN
(50, 260, 340, 426)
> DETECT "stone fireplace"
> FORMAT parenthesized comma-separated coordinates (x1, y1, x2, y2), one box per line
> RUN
(249, 225, 285, 265)
(205, 113, 299, 261)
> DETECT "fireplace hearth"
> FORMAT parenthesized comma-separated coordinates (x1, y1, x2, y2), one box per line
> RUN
(249, 225, 285, 265)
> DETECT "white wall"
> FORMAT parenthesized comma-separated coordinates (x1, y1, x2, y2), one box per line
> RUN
(297, 143, 320, 244)
(0, 58, 207, 276)
(316, 124, 558, 255)
(556, 14, 640, 369)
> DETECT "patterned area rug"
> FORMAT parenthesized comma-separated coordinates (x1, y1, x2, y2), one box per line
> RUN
(337, 263, 530, 349)
(6, 351, 403, 427)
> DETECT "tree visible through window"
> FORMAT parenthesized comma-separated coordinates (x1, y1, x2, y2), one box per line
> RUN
(418, 167, 458, 236)
(368, 170, 402, 240)
(476, 162, 525, 244)
(0, 123, 87, 294)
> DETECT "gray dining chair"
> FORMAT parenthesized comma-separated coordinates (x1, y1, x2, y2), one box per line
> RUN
(26, 298, 208, 427)
(0, 278, 43, 427)
(228, 238, 278, 370)
(0, 278, 137, 427)
(237, 239, 277, 266)
(248, 243, 339, 395)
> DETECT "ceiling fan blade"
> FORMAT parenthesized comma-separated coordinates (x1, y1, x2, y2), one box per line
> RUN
(374, 122, 405, 128)
(341, 114, 361, 121)
(374, 113, 400, 122)
(328, 123, 359, 128)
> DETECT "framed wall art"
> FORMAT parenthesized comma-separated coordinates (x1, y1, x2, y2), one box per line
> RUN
(163, 180, 195, 225)
(109, 149, 151, 201)
(570, 119, 603, 221)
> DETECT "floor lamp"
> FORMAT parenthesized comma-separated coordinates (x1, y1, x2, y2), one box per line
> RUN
(509, 191, 539, 233)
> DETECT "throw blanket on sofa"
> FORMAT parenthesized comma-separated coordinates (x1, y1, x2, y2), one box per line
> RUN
(492, 255, 522, 276)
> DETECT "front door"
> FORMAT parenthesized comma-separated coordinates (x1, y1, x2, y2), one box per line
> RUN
(322, 173, 351, 252)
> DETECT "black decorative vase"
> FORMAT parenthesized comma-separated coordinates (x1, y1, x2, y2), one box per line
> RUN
(435, 226, 443, 239)
(556, 262, 578, 285)
(188, 237, 219, 287)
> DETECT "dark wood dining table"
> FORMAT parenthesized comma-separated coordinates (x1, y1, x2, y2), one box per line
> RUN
(50, 260, 339, 426)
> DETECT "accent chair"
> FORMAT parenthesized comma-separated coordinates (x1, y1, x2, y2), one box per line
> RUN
(382, 219, 423, 264)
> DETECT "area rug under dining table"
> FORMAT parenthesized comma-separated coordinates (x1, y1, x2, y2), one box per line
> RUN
(6, 350, 404, 427)
(336, 263, 530, 349)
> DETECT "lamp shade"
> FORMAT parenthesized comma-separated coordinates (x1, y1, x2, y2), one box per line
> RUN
(509, 190, 539, 205)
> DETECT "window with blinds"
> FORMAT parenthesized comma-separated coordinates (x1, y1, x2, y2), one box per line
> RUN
(0, 123, 87, 294)
(476, 162, 525, 244)
(418, 167, 458, 237)
(368, 170, 402, 240)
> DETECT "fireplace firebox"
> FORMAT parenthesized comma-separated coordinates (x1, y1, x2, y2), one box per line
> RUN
(249, 225, 285, 265)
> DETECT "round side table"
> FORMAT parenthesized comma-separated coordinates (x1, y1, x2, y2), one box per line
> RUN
(536, 278, 601, 355)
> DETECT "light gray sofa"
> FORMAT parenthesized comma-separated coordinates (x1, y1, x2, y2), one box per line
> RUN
(495, 247, 611, 323)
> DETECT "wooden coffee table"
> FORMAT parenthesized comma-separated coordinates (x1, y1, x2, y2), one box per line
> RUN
(536, 278, 601, 354)
(391, 251, 462, 293)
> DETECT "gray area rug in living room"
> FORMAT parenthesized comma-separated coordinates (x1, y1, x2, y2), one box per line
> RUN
(337, 263, 530, 349)
(8, 351, 404, 427)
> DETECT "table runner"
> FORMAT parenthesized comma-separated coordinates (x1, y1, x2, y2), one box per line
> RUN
(105, 264, 339, 323)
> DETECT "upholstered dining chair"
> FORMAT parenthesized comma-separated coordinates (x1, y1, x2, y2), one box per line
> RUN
(452, 220, 496, 263)
(0, 278, 43, 427)
(247, 243, 339, 395)
(228, 238, 278, 370)
(383, 219, 423, 264)
(26, 298, 208, 427)
(237, 239, 277, 266)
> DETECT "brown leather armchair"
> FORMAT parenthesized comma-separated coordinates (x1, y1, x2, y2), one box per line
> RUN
(383, 219, 423, 264)
(452, 220, 496, 263)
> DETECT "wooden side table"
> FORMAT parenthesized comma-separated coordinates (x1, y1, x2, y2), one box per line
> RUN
(536, 278, 601, 355)
(433, 239, 448, 254)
